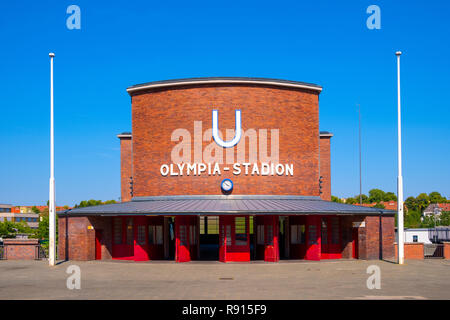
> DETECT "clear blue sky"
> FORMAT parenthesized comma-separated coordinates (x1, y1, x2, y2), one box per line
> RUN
(1, 1, 449, 206)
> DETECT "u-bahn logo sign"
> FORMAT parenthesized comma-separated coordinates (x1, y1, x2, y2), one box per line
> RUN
(160, 109, 294, 177)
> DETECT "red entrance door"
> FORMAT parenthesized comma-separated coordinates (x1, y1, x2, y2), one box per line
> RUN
(175, 216, 198, 262)
(112, 217, 134, 260)
(352, 228, 359, 259)
(147, 217, 165, 260)
(95, 230, 102, 260)
(255, 216, 279, 262)
(321, 216, 342, 259)
(219, 216, 250, 262)
(134, 216, 149, 261)
(289, 216, 307, 259)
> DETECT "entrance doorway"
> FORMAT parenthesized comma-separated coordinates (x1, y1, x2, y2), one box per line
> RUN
(199, 216, 219, 260)
(95, 230, 102, 260)
(352, 228, 359, 259)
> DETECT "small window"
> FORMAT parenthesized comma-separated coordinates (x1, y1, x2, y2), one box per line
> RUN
(179, 225, 187, 246)
(321, 218, 328, 245)
(226, 225, 232, 246)
(148, 225, 155, 245)
(189, 225, 196, 245)
(266, 225, 273, 246)
(331, 217, 340, 245)
(308, 225, 317, 245)
(257, 225, 264, 245)
(156, 225, 163, 245)
(126, 218, 133, 245)
(137, 225, 146, 245)
(413, 235, 418, 243)
(235, 217, 247, 246)
(113, 218, 122, 245)
(290, 225, 305, 244)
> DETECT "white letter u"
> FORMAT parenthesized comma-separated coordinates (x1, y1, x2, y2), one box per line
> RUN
(212, 109, 242, 148)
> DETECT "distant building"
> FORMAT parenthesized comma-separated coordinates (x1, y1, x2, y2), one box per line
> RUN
(0, 204, 39, 229)
(396, 227, 450, 244)
(423, 203, 450, 218)
(354, 201, 405, 212)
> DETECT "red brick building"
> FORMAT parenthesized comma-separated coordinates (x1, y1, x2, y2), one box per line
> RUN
(58, 77, 395, 262)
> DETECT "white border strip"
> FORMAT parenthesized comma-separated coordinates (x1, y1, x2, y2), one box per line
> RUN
(127, 79, 322, 94)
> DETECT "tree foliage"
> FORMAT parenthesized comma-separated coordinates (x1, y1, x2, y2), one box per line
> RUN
(75, 199, 117, 208)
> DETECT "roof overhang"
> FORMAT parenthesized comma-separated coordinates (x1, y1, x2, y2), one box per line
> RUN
(126, 77, 322, 95)
(58, 195, 395, 217)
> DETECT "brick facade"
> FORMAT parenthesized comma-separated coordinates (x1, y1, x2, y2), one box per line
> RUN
(394, 243, 424, 260)
(3, 239, 39, 260)
(58, 215, 112, 261)
(131, 85, 321, 197)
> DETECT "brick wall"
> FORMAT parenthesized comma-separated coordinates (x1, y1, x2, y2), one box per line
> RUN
(394, 243, 424, 260)
(131, 84, 320, 197)
(319, 135, 331, 201)
(444, 242, 450, 260)
(58, 216, 112, 261)
(3, 239, 39, 260)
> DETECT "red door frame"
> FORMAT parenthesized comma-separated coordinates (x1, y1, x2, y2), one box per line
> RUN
(95, 230, 102, 260)
(219, 215, 250, 262)
(305, 216, 321, 260)
(112, 217, 134, 260)
(289, 216, 307, 259)
(147, 216, 165, 260)
(320, 216, 342, 259)
(133, 216, 149, 261)
(175, 216, 198, 262)
(255, 216, 279, 262)
(352, 228, 359, 259)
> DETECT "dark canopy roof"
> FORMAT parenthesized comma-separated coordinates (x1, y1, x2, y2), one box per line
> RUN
(59, 195, 395, 217)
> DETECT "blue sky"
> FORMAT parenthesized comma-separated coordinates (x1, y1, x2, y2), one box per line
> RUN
(1, 1, 449, 206)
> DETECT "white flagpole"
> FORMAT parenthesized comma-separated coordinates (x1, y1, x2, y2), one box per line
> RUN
(396, 51, 404, 265)
(49, 52, 56, 266)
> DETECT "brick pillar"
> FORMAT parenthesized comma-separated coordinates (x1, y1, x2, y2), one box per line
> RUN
(443, 242, 450, 260)
(381, 215, 395, 260)
(319, 132, 333, 201)
(117, 132, 132, 202)
(357, 216, 381, 260)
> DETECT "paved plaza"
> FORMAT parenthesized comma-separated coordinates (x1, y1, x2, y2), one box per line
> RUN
(0, 259, 449, 299)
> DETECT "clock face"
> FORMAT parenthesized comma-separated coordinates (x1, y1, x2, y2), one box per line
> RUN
(221, 179, 233, 192)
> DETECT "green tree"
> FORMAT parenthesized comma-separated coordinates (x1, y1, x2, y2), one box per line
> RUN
(75, 199, 117, 208)
(439, 211, 450, 226)
(345, 197, 357, 204)
(429, 191, 446, 204)
(404, 196, 418, 212)
(404, 210, 422, 228)
(31, 206, 41, 214)
(368, 189, 386, 203)
(373, 203, 386, 209)
(331, 196, 343, 203)
(383, 192, 397, 202)
(354, 194, 369, 204)
(416, 193, 430, 212)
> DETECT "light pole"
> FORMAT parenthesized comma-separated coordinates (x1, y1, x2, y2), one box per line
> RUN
(49, 52, 56, 266)
(396, 51, 404, 265)
(358, 104, 362, 205)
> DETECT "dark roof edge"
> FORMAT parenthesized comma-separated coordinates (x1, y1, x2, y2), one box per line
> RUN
(126, 77, 322, 95)
(132, 195, 321, 201)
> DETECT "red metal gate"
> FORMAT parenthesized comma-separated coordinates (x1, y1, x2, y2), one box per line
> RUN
(175, 216, 198, 262)
(219, 216, 250, 262)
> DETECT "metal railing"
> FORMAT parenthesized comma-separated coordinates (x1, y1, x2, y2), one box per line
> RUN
(424, 244, 444, 259)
